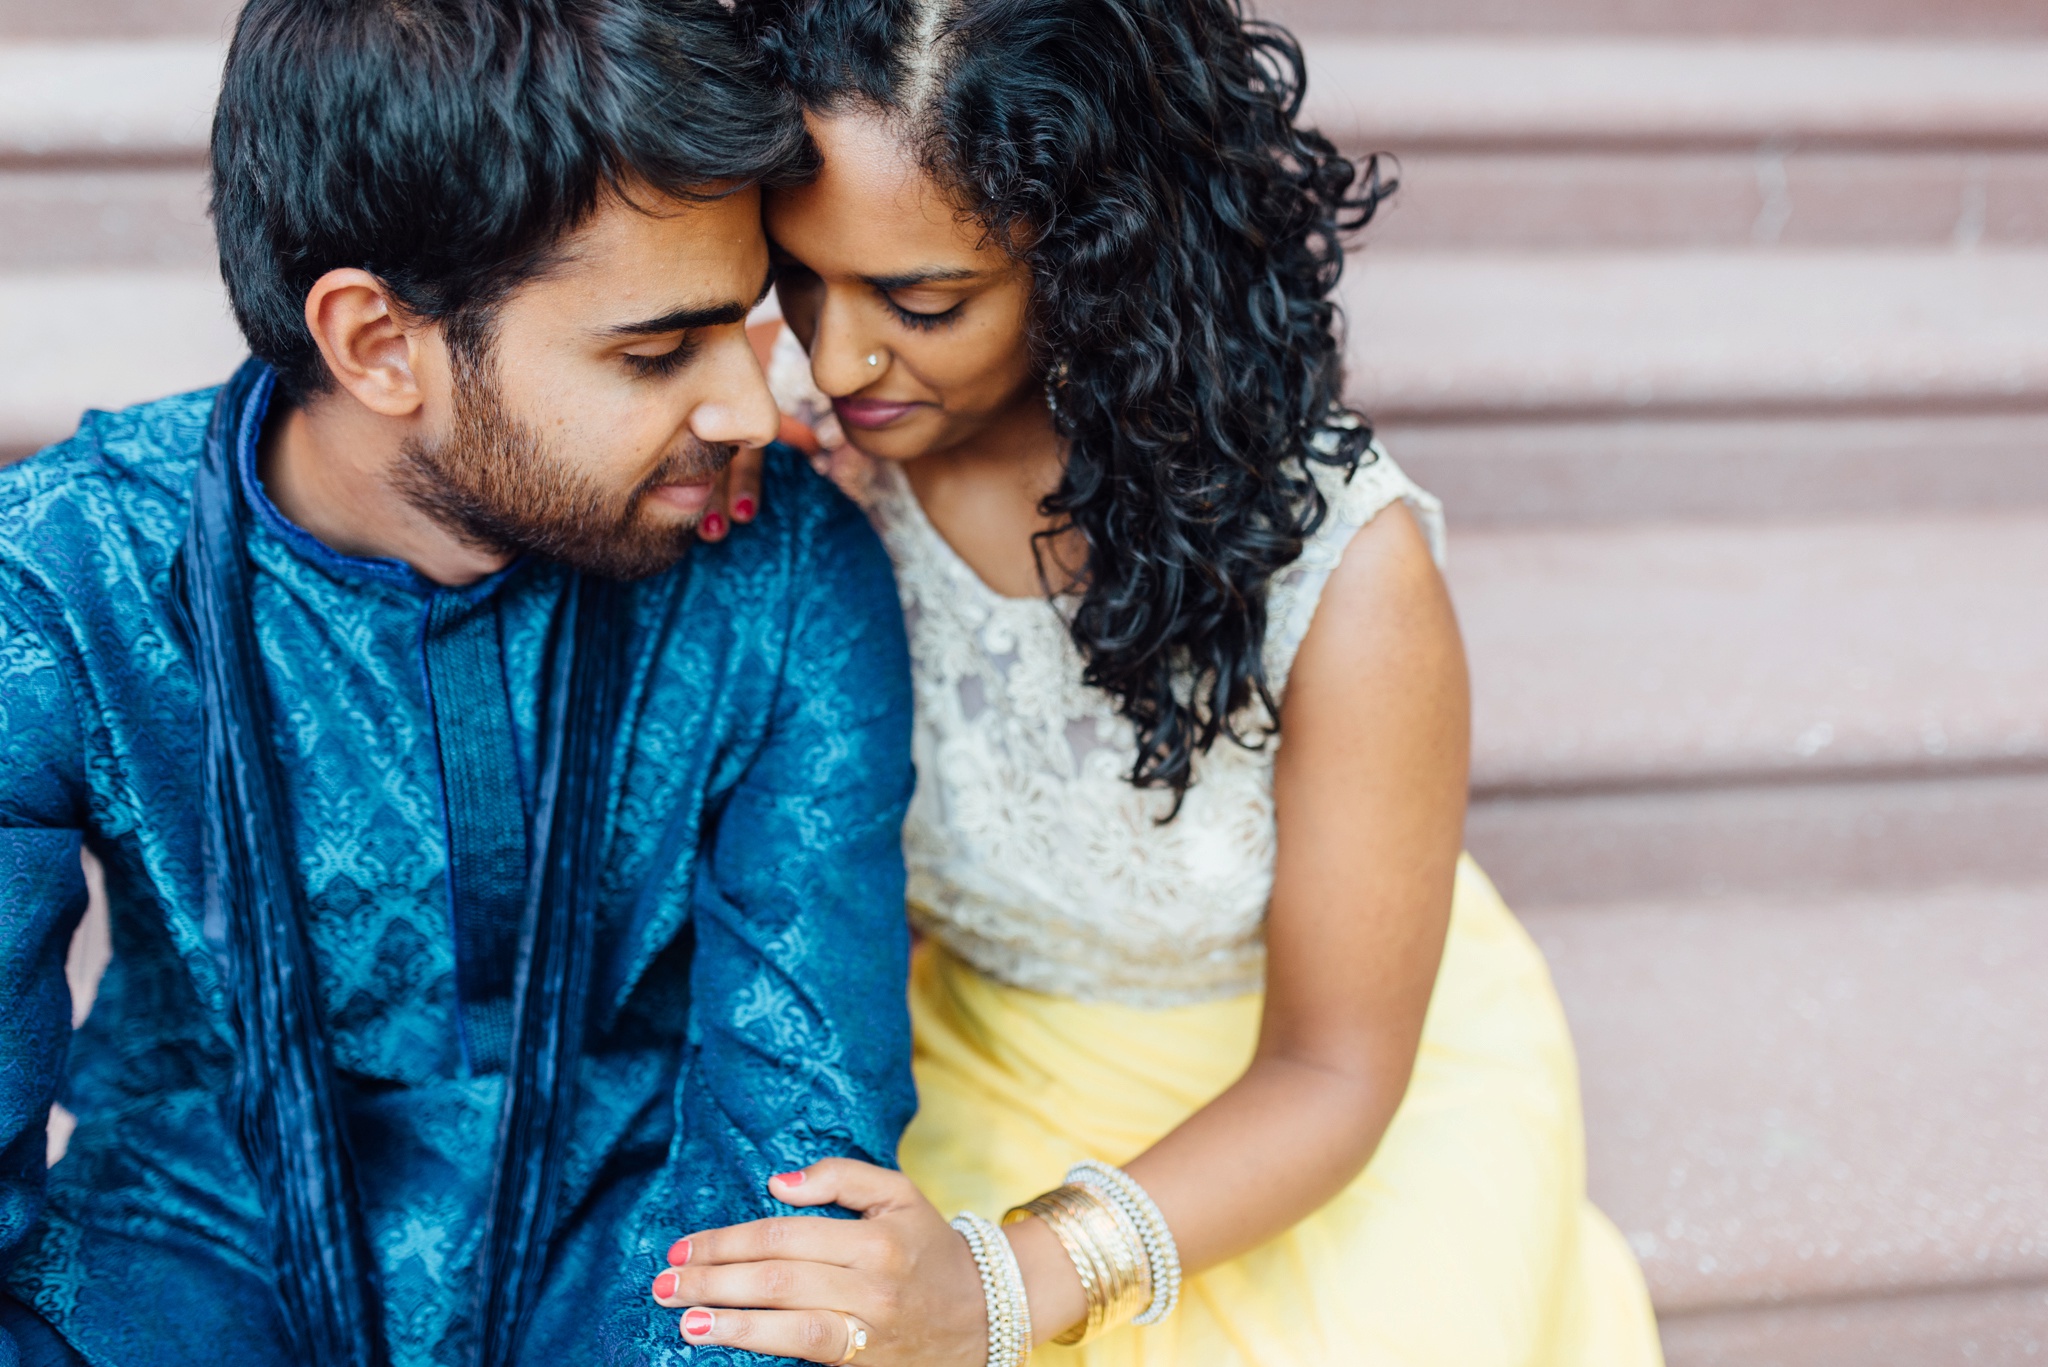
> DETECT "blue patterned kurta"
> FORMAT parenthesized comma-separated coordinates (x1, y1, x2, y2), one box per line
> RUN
(0, 377, 916, 1367)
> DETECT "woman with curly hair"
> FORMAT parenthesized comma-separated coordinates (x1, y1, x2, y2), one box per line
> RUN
(648, 1, 1663, 1362)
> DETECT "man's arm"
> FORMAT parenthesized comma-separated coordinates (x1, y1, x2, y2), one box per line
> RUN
(686, 485, 917, 1188)
(605, 475, 917, 1364)
(0, 592, 91, 1350)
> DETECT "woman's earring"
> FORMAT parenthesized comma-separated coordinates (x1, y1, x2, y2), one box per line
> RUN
(1044, 357, 1072, 425)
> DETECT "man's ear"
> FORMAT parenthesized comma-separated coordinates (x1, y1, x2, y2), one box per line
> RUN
(302, 269, 430, 418)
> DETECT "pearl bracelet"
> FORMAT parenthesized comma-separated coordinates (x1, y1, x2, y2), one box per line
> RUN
(951, 1212, 1032, 1367)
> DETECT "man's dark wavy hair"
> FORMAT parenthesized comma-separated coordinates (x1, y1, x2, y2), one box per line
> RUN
(213, 0, 817, 402)
(745, 0, 1391, 808)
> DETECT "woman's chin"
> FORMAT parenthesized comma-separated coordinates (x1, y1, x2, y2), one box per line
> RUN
(840, 428, 931, 465)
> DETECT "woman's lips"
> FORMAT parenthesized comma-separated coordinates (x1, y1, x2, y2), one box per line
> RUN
(833, 397, 923, 430)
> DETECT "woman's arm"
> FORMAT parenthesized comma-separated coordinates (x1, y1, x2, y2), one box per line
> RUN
(651, 500, 1469, 1361)
(1023, 497, 1465, 1304)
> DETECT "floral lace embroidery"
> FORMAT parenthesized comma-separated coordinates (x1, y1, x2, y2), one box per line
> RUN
(864, 438, 1445, 1006)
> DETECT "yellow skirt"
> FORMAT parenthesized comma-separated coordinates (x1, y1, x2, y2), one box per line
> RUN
(899, 856, 1664, 1367)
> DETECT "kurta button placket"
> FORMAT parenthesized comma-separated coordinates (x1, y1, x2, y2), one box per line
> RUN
(423, 589, 530, 1074)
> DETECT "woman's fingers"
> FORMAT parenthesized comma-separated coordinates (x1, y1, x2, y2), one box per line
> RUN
(677, 1307, 871, 1364)
(674, 1214, 882, 1271)
(726, 445, 765, 524)
(768, 1158, 921, 1215)
(696, 461, 734, 542)
(651, 1257, 866, 1312)
(696, 445, 766, 543)
(776, 412, 823, 456)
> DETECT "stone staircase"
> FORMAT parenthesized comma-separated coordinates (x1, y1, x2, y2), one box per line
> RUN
(5, 1, 2046, 1362)
(1258, 0, 2048, 1361)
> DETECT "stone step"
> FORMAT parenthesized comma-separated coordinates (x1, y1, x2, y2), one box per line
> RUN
(1259, 0, 2048, 40)
(1454, 509, 2048, 910)
(1300, 38, 2048, 154)
(1345, 248, 2048, 422)
(0, 167, 213, 271)
(13, 0, 2047, 43)
(0, 0, 234, 40)
(0, 40, 219, 166)
(0, 270, 245, 459)
(14, 37, 2048, 167)
(1386, 411, 2048, 529)
(1523, 882, 2048, 1355)
(1659, 1280, 2048, 1367)
(1449, 511, 2048, 797)
(1362, 149, 2048, 252)
(1467, 769, 2048, 911)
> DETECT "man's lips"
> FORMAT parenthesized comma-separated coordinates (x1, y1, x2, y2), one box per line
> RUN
(833, 397, 923, 430)
(645, 480, 715, 514)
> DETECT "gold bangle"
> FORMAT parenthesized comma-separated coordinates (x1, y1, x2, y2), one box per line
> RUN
(1062, 1185, 1150, 1334)
(1005, 1184, 1151, 1344)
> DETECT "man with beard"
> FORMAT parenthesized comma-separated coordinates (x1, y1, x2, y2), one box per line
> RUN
(0, 3, 913, 1366)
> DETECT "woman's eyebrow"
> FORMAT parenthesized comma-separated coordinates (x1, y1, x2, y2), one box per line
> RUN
(861, 267, 985, 291)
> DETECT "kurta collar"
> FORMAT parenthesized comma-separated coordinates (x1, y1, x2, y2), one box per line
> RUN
(229, 362, 524, 605)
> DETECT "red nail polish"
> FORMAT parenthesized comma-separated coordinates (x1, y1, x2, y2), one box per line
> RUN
(772, 1170, 805, 1187)
(682, 1310, 714, 1337)
(667, 1237, 692, 1266)
(652, 1270, 677, 1300)
(703, 513, 725, 538)
(733, 498, 755, 521)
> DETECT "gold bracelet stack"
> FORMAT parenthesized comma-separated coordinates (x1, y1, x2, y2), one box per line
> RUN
(1066, 1160, 1183, 1326)
(950, 1211, 1032, 1367)
(1002, 1161, 1181, 1345)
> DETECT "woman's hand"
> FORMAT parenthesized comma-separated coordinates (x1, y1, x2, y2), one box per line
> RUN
(651, 1158, 989, 1365)
(695, 444, 764, 544)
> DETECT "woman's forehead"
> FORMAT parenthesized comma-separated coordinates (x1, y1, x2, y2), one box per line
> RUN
(769, 110, 996, 268)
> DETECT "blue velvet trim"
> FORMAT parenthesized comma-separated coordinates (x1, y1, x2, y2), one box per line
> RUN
(177, 361, 628, 1367)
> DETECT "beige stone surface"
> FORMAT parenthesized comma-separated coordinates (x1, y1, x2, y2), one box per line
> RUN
(0, 40, 220, 163)
(1258, 0, 2048, 38)
(1300, 39, 2048, 152)
(1451, 512, 2048, 792)
(1469, 772, 2048, 909)
(0, 0, 235, 41)
(1526, 884, 2048, 1313)
(1388, 412, 2048, 527)
(1659, 1280, 2048, 1367)
(1359, 151, 2048, 251)
(1343, 248, 2048, 420)
(0, 270, 243, 456)
(0, 168, 213, 270)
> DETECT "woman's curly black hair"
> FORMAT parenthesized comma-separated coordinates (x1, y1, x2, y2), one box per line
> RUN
(745, 0, 1392, 808)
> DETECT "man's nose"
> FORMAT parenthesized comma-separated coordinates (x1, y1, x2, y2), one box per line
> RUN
(690, 331, 782, 450)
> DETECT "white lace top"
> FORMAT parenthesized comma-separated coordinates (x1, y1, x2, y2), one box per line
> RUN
(863, 437, 1446, 1006)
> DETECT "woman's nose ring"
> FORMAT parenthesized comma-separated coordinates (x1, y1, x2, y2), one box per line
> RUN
(865, 353, 881, 369)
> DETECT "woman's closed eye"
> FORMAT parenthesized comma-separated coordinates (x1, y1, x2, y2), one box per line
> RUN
(622, 335, 700, 379)
(882, 291, 965, 331)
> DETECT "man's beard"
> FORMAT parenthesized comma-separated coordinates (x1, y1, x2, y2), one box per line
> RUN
(395, 352, 731, 582)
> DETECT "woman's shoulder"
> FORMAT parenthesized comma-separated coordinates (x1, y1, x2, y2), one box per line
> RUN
(1263, 425, 1446, 694)
(1301, 420, 1445, 565)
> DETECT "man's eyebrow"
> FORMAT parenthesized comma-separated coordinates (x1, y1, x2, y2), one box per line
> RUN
(861, 267, 985, 291)
(603, 269, 776, 339)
